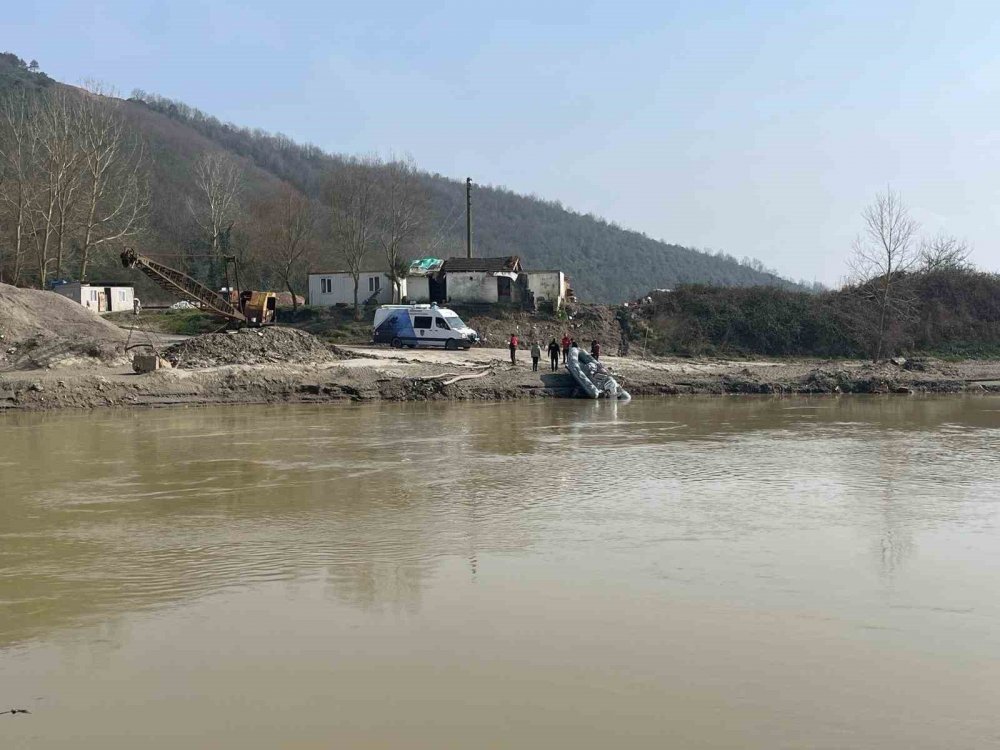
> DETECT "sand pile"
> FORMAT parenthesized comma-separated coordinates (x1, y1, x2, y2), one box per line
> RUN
(164, 326, 338, 369)
(0, 283, 127, 371)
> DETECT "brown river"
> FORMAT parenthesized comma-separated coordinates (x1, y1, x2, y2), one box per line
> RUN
(2, 397, 999, 749)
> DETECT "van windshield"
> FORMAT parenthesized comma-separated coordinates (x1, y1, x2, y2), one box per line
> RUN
(442, 314, 466, 329)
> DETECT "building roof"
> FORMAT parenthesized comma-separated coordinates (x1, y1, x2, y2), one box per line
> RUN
(407, 257, 445, 276)
(444, 256, 521, 273)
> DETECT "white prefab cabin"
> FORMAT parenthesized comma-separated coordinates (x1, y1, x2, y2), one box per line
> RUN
(51, 282, 135, 313)
(307, 272, 403, 306)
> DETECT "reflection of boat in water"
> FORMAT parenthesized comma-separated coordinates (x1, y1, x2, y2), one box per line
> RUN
(567, 347, 631, 401)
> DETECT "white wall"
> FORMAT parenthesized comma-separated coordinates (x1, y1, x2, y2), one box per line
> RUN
(106, 286, 135, 312)
(406, 276, 430, 302)
(525, 271, 565, 307)
(308, 273, 398, 306)
(52, 283, 134, 313)
(448, 272, 499, 304)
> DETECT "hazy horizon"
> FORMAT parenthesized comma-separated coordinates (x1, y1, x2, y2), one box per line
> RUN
(9, 1, 999, 284)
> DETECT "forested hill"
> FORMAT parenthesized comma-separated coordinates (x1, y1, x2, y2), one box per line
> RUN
(1, 54, 799, 302)
(126, 92, 798, 301)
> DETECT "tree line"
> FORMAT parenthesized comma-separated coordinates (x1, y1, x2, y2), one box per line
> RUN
(641, 188, 989, 360)
(0, 81, 432, 317)
(0, 84, 148, 286)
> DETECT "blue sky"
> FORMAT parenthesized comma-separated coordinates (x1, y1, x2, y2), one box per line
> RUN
(8, 0, 1000, 283)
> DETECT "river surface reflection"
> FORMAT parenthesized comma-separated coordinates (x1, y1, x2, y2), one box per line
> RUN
(2, 397, 999, 748)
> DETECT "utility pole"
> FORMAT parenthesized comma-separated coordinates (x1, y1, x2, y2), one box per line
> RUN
(466, 177, 472, 259)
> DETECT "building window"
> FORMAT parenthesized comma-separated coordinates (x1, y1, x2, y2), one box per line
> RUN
(369, 276, 381, 293)
(119, 290, 127, 302)
(321, 278, 332, 294)
(91, 289, 98, 301)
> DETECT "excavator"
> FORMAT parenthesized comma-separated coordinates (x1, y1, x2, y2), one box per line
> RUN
(120, 248, 276, 327)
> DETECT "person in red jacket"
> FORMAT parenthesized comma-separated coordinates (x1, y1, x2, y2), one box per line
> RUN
(560, 334, 571, 363)
(509, 333, 519, 365)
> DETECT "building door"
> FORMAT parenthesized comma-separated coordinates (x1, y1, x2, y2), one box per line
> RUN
(497, 276, 512, 301)
(429, 275, 446, 304)
(104, 287, 113, 312)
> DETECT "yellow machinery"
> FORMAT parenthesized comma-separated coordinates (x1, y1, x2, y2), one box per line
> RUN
(121, 248, 276, 328)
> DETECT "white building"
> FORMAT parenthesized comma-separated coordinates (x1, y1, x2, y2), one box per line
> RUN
(307, 271, 402, 306)
(443, 256, 523, 304)
(51, 281, 135, 313)
(307, 258, 570, 310)
(523, 270, 568, 310)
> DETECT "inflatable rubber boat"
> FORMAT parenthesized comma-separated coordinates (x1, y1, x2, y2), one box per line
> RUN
(566, 346, 631, 401)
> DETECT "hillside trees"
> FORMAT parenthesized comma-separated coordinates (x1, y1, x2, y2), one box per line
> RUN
(324, 157, 379, 319)
(249, 182, 317, 309)
(189, 151, 244, 258)
(75, 84, 149, 279)
(0, 84, 148, 286)
(0, 89, 37, 284)
(374, 157, 428, 303)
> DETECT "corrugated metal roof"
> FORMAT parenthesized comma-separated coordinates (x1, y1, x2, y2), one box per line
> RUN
(444, 256, 521, 273)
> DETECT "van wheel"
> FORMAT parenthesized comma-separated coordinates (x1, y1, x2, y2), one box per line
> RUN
(445, 339, 457, 351)
(391, 337, 402, 348)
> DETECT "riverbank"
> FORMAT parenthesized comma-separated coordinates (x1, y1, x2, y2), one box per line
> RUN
(3, 344, 1000, 411)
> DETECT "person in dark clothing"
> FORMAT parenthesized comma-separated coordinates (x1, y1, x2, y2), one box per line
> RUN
(547, 339, 560, 370)
(591, 340, 601, 360)
(509, 333, 518, 365)
(530, 341, 541, 371)
(560, 334, 571, 364)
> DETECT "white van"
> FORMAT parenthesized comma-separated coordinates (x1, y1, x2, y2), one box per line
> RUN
(373, 304, 480, 349)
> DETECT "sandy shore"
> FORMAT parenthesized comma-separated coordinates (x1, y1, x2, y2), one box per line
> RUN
(3, 345, 1000, 411)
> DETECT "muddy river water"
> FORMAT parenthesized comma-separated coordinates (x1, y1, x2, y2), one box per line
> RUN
(2, 397, 999, 748)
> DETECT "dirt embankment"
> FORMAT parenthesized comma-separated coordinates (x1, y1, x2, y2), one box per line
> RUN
(0, 283, 126, 371)
(2, 285, 999, 410)
(3, 339, 1000, 411)
(455, 303, 623, 350)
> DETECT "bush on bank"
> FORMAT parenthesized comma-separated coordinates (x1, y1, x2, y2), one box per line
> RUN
(642, 269, 1000, 359)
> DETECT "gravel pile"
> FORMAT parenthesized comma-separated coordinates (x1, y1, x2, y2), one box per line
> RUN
(0, 283, 127, 371)
(164, 326, 339, 369)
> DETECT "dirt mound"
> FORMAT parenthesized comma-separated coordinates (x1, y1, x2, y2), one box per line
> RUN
(164, 326, 339, 368)
(456, 302, 623, 351)
(0, 283, 127, 371)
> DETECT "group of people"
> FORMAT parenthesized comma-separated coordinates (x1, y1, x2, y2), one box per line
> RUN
(509, 333, 601, 371)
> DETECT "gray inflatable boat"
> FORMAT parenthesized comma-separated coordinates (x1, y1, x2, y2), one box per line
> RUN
(567, 347, 631, 401)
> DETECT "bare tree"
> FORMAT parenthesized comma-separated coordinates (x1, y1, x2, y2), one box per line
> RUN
(75, 85, 149, 280)
(0, 89, 40, 285)
(849, 188, 919, 361)
(250, 183, 317, 310)
(189, 151, 244, 258)
(325, 157, 379, 320)
(30, 89, 85, 284)
(918, 234, 971, 273)
(375, 157, 427, 303)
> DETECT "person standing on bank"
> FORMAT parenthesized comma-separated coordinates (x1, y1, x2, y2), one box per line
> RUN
(530, 341, 541, 372)
(547, 339, 560, 371)
(561, 333, 571, 363)
(509, 333, 519, 365)
(591, 340, 601, 360)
